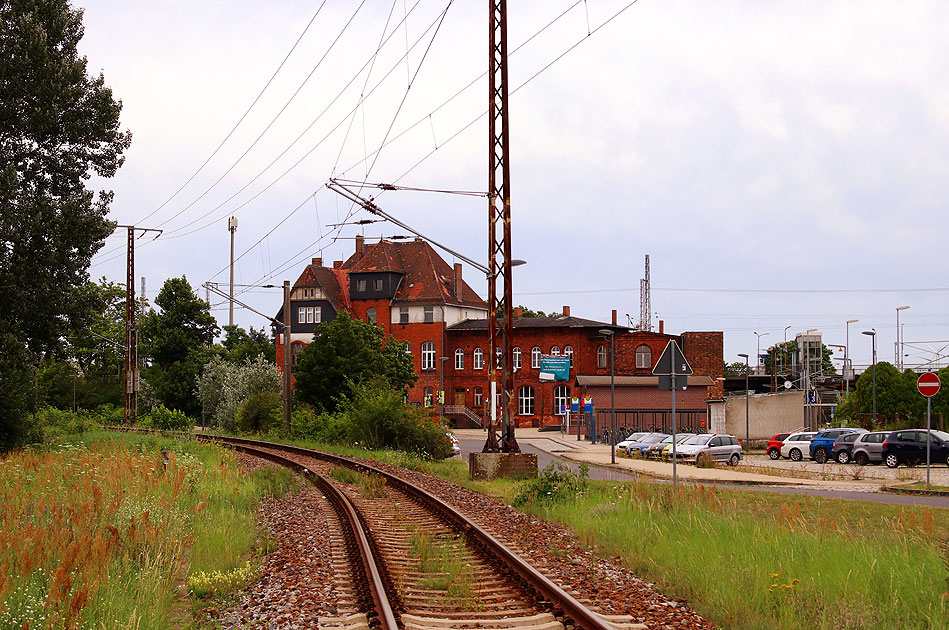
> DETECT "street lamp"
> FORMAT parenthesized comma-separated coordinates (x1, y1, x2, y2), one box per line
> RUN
(896, 306, 910, 370)
(845, 319, 859, 392)
(598, 329, 616, 464)
(738, 353, 750, 449)
(863, 330, 877, 421)
(754, 331, 769, 374)
(782, 325, 792, 373)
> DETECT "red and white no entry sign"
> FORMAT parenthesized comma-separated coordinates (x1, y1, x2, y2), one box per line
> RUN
(917, 372, 941, 398)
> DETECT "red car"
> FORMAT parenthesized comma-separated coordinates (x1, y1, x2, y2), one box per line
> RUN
(767, 433, 791, 460)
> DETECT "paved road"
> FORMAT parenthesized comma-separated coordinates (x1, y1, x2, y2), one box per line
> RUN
(456, 436, 949, 509)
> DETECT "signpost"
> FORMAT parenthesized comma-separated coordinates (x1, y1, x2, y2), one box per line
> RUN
(917, 372, 941, 485)
(652, 340, 693, 490)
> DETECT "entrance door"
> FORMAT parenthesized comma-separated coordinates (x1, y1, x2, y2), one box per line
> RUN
(454, 388, 466, 406)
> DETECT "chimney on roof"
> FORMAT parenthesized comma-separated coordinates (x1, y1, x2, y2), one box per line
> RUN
(513, 306, 523, 318)
(453, 263, 463, 301)
(612, 309, 617, 325)
(562, 305, 570, 317)
(333, 260, 342, 269)
(355, 234, 364, 261)
(311, 257, 322, 267)
(659, 320, 664, 334)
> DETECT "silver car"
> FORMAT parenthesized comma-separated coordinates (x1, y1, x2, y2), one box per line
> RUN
(850, 430, 889, 466)
(644, 433, 695, 459)
(672, 433, 744, 466)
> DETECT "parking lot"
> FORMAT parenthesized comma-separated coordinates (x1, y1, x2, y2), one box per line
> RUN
(740, 453, 949, 485)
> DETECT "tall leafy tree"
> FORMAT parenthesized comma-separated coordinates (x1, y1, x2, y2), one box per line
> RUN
(294, 313, 417, 413)
(0, 0, 130, 448)
(139, 277, 219, 416)
(221, 324, 276, 363)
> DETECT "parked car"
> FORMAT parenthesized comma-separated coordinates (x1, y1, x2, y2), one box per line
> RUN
(672, 433, 744, 466)
(445, 432, 461, 457)
(881, 429, 949, 468)
(616, 432, 649, 452)
(625, 433, 670, 457)
(851, 431, 890, 466)
(809, 428, 866, 463)
(645, 433, 695, 459)
(766, 433, 791, 460)
(830, 432, 862, 464)
(780, 432, 817, 461)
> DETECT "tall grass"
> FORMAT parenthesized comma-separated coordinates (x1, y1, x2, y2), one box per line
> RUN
(0, 431, 296, 629)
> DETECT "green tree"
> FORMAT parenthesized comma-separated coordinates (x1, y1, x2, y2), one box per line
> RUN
(0, 0, 130, 448)
(851, 362, 922, 427)
(221, 324, 276, 363)
(195, 355, 280, 429)
(763, 340, 835, 375)
(139, 277, 219, 416)
(723, 361, 752, 377)
(293, 313, 417, 413)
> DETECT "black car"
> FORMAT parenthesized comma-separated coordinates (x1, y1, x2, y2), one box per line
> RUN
(830, 432, 861, 464)
(881, 429, 949, 468)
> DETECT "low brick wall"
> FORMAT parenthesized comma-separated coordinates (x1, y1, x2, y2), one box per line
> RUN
(468, 452, 538, 480)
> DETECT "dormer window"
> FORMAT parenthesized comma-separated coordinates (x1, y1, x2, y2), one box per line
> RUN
(424, 306, 434, 323)
(356, 279, 367, 292)
(374, 278, 383, 291)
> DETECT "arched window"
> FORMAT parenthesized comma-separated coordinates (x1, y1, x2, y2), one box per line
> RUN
(473, 347, 484, 370)
(518, 386, 535, 416)
(531, 346, 542, 369)
(635, 344, 652, 369)
(290, 342, 304, 370)
(554, 385, 570, 415)
(513, 347, 522, 370)
(597, 345, 608, 369)
(564, 345, 574, 366)
(550, 345, 561, 356)
(366, 307, 377, 325)
(421, 342, 436, 370)
(454, 348, 464, 370)
(473, 387, 483, 407)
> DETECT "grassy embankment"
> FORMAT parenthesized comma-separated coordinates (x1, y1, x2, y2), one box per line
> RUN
(0, 430, 296, 629)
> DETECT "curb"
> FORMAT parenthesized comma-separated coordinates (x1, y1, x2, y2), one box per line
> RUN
(880, 481, 949, 497)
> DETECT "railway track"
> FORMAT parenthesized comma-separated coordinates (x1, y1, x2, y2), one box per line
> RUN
(196, 434, 647, 630)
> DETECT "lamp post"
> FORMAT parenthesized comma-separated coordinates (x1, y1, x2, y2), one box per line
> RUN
(896, 306, 910, 370)
(863, 330, 877, 421)
(754, 331, 769, 374)
(845, 319, 858, 392)
(783, 325, 792, 373)
(738, 353, 750, 449)
(598, 329, 616, 464)
(438, 356, 448, 420)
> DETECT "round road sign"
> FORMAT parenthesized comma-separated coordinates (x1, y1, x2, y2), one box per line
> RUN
(917, 372, 941, 398)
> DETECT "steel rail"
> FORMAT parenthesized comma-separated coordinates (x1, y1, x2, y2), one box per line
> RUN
(200, 434, 616, 630)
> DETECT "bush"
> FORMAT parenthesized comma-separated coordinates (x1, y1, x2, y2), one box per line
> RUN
(235, 391, 282, 434)
(513, 462, 589, 507)
(142, 405, 193, 431)
(93, 403, 125, 426)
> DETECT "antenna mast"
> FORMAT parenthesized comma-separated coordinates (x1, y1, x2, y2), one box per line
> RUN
(640, 254, 651, 331)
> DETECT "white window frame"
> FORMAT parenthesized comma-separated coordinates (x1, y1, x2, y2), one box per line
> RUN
(424, 306, 434, 323)
(551, 345, 561, 356)
(454, 348, 464, 370)
(474, 387, 483, 407)
(636, 344, 652, 369)
(473, 348, 484, 370)
(554, 385, 570, 415)
(356, 279, 367, 292)
(374, 278, 383, 291)
(597, 345, 608, 369)
(298, 306, 306, 324)
(564, 345, 574, 366)
(421, 342, 436, 370)
(518, 386, 535, 416)
(531, 346, 541, 369)
(513, 347, 521, 370)
(399, 307, 409, 324)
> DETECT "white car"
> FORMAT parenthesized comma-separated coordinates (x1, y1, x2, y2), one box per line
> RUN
(780, 432, 817, 461)
(615, 432, 649, 452)
(445, 432, 461, 457)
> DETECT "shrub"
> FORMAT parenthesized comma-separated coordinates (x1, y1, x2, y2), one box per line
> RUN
(235, 391, 282, 434)
(695, 451, 715, 468)
(513, 462, 589, 507)
(142, 405, 193, 431)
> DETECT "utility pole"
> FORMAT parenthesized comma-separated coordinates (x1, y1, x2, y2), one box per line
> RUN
(228, 217, 238, 327)
(117, 225, 162, 424)
(282, 280, 292, 434)
(485, 0, 517, 453)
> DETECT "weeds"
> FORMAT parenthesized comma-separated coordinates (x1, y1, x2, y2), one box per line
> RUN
(329, 465, 387, 498)
(512, 462, 588, 507)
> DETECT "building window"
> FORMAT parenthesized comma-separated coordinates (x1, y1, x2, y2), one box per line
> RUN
(297, 306, 320, 324)
(454, 348, 464, 370)
(597, 345, 607, 369)
(424, 306, 434, 323)
(531, 346, 541, 369)
(636, 344, 652, 369)
(404, 341, 411, 354)
(367, 307, 377, 325)
(421, 342, 436, 370)
(554, 385, 570, 415)
(513, 347, 521, 370)
(564, 345, 574, 366)
(399, 307, 409, 324)
(474, 387, 483, 407)
(356, 279, 366, 292)
(374, 278, 383, 291)
(518, 386, 535, 416)
(495, 346, 502, 368)
(290, 343, 304, 370)
(473, 348, 484, 370)
(551, 345, 561, 356)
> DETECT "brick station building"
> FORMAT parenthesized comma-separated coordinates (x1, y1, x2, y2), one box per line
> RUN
(277, 237, 724, 433)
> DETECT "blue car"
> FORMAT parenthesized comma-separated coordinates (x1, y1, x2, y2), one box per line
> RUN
(809, 428, 866, 463)
(624, 433, 669, 457)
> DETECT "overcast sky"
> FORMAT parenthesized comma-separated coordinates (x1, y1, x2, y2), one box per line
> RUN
(77, 0, 949, 372)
